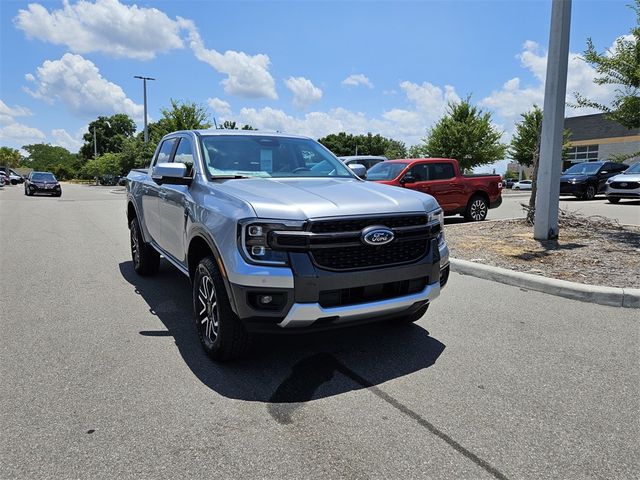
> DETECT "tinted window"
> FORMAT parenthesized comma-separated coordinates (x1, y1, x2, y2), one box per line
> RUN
(564, 162, 602, 175)
(32, 173, 56, 182)
(155, 138, 177, 165)
(428, 163, 455, 180)
(409, 164, 428, 181)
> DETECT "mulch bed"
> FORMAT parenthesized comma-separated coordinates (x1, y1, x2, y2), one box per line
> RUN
(445, 211, 640, 289)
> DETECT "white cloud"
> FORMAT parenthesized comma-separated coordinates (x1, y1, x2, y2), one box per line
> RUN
(207, 97, 232, 117)
(51, 128, 83, 152)
(25, 53, 144, 121)
(342, 74, 374, 89)
(480, 40, 619, 133)
(0, 122, 46, 144)
(284, 76, 323, 109)
(399, 81, 460, 117)
(14, 0, 183, 60)
(0, 99, 32, 122)
(179, 18, 277, 99)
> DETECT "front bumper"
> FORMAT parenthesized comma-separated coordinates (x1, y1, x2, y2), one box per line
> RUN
(227, 239, 448, 332)
(606, 185, 640, 199)
(29, 185, 61, 194)
(559, 181, 587, 195)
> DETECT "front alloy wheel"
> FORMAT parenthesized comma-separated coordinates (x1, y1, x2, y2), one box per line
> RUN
(584, 185, 597, 200)
(196, 273, 219, 344)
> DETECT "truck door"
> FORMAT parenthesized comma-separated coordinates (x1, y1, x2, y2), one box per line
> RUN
(143, 138, 177, 244)
(157, 136, 194, 263)
(425, 162, 458, 211)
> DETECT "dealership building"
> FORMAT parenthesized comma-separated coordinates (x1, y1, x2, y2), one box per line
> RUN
(563, 113, 639, 170)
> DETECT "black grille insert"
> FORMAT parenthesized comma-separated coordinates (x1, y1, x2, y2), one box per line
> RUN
(610, 181, 639, 190)
(311, 238, 428, 271)
(309, 214, 428, 233)
(319, 277, 427, 308)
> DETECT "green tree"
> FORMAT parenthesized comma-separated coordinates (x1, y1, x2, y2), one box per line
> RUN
(80, 153, 122, 179)
(80, 114, 137, 160)
(146, 99, 212, 144)
(423, 97, 506, 170)
(22, 143, 81, 174)
(573, 0, 640, 129)
(0, 147, 23, 167)
(509, 106, 571, 167)
(318, 132, 407, 158)
(509, 106, 571, 223)
(218, 120, 256, 130)
(407, 144, 428, 158)
(119, 137, 157, 172)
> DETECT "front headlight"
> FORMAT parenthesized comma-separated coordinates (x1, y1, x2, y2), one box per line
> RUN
(239, 220, 304, 266)
(427, 208, 445, 245)
(606, 178, 613, 184)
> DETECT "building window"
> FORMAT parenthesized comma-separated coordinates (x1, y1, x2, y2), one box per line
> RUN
(566, 144, 599, 163)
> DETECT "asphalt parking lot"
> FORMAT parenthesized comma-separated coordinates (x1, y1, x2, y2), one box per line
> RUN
(1, 183, 638, 479)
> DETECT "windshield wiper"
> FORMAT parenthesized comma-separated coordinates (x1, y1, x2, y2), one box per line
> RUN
(210, 175, 251, 179)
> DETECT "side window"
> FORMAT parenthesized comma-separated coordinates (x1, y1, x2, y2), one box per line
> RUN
(174, 138, 194, 164)
(154, 138, 177, 166)
(429, 163, 455, 180)
(409, 164, 428, 181)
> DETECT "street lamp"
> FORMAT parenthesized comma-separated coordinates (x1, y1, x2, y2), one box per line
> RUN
(134, 75, 156, 143)
(92, 120, 111, 158)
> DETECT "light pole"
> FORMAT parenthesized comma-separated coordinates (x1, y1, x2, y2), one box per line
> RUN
(534, 0, 571, 240)
(134, 75, 156, 143)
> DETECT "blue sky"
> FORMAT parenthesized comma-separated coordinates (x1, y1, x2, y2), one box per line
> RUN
(0, 0, 633, 171)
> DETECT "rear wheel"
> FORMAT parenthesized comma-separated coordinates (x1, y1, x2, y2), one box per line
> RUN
(193, 256, 251, 361)
(464, 195, 488, 221)
(129, 217, 160, 276)
(607, 197, 620, 204)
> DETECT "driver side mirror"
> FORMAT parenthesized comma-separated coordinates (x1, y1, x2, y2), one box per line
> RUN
(600, 170, 609, 175)
(152, 162, 193, 185)
(349, 163, 367, 179)
(400, 172, 415, 184)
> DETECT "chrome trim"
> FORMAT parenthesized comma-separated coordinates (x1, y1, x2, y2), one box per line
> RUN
(278, 281, 441, 328)
(225, 251, 295, 289)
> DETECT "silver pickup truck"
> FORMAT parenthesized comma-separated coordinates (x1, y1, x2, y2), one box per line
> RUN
(126, 130, 449, 360)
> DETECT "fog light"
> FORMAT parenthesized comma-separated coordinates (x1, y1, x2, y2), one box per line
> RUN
(259, 295, 273, 305)
(251, 246, 266, 256)
(248, 225, 263, 236)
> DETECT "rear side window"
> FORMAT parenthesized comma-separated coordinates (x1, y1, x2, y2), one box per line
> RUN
(428, 163, 455, 180)
(154, 138, 177, 165)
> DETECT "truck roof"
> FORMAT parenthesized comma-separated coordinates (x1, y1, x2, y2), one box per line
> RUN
(385, 158, 457, 164)
(173, 129, 314, 141)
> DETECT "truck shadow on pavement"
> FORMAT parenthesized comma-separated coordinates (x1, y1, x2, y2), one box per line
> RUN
(119, 260, 446, 409)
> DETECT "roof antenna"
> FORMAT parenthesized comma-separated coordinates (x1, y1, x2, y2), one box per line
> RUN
(213, 117, 218, 129)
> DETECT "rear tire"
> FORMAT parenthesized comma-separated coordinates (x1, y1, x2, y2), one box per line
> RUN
(607, 197, 620, 204)
(129, 217, 160, 276)
(392, 304, 429, 325)
(193, 256, 251, 361)
(464, 195, 488, 221)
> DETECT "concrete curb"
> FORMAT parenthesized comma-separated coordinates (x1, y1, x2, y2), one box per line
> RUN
(450, 258, 640, 308)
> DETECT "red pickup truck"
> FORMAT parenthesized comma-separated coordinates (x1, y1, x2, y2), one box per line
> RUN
(367, 158, 503, 221)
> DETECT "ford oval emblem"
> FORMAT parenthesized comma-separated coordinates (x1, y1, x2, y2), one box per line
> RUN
(362, 226, 395, 246)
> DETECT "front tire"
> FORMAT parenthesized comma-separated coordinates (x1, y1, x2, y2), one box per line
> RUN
(129, 217, 160, 276)
(464, 195, 488, 221)
(584, 184, 597, 200)
(193, 256, 251, 361)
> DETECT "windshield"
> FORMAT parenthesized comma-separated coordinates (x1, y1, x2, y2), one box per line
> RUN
(32, 173, 56, 182)
(623, 162, 640, 174)
(199, 135, 353, 178)
(564, 163, 602, 175)
(366, 162, 408, 180)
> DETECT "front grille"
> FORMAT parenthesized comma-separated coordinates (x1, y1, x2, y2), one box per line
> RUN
(319, 277, 427, 308)
(311, 238, 428, 271)
(309, 214, 428, 233)
(610, 181, 639, 189)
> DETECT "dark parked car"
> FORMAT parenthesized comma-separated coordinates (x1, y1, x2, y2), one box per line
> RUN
(24, 171, 62, 197)
(559, 161, 628, 200)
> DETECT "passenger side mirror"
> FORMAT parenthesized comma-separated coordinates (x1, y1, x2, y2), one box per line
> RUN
(152, 162, 193, 185)
(600, 170, 609, 175)
(349, 163, 367, 179)
(400, 172, 415, 184)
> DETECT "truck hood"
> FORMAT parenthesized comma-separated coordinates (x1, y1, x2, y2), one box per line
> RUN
(215, 177, 439, 220)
